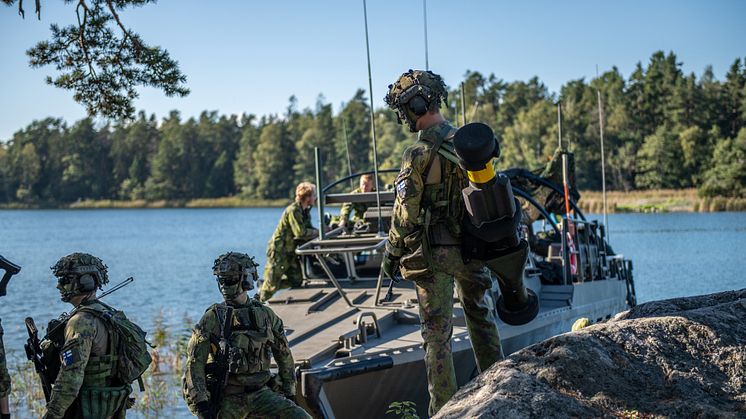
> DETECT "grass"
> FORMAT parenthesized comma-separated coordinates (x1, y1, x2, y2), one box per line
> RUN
(1, 189, 744, 212)
(578, 188, 746, 213)
(8, 311, 195, 418)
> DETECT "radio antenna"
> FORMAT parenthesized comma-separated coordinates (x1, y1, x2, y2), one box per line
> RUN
(362, 0, 384, 236)
(595, 65, 610, 242)
(342, 118, 354, 189)
(460, 82, 466, 126)
(423, 0, 429, 70)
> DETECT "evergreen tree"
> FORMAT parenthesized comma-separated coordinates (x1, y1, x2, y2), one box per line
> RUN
(635, 125, 686, 189)
(253, 120, 295, 199)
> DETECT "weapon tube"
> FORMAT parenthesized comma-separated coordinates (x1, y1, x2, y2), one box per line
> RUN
(454, 123, 539, 326)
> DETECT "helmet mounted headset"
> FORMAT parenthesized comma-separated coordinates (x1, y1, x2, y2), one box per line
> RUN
(52, 253, 109, 302)
(213, 252, 259, 292)
(385, 69, 448, 132)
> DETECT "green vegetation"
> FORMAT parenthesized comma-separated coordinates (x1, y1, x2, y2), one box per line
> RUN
(9, 311, 194, 418)
(386, 401, 419, 419)
(1, 52, 745, 208)
(2, 0, 188, 120)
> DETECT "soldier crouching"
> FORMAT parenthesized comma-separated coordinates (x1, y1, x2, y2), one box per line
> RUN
(183, 252, 310, 419)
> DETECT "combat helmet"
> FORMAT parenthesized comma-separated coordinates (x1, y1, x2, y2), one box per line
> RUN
(52, 252, 109, 302)
(213, 251, 259, 291)
(384, 69, 448, 132)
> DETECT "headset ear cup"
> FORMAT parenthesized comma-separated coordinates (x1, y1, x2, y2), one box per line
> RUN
(408, 96, 428, 116)
(241, 273, 254, 291)
(78, 274, 96, 292)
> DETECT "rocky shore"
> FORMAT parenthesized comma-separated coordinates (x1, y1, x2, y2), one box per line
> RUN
(435, 289, 746, 418)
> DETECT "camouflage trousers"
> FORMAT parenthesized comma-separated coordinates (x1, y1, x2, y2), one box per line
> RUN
(217, 387, 311, 419)
(0, 320, 10, 399)
(413, 245, 504, 416)
(260, 251, 303, 302)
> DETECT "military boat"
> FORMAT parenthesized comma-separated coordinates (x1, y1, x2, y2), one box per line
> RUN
(266, 150, 636, 419)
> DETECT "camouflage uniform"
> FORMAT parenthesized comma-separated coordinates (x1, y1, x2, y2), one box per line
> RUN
(387, 121, 503, 415)
(44, 300, 130, 419)
(339, 187, 369, 226)
(183, 299, 310, 419)
(260, 201, 318, 301)
(0, 320, 10, 402)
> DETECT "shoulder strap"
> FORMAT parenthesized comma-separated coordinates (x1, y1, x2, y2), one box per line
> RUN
(220, 306, 234, 340)
(423, 124, 454, 179)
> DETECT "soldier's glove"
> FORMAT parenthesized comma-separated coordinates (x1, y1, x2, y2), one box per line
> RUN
(195, 401, 214, 419)
(382, 251, 401, 282)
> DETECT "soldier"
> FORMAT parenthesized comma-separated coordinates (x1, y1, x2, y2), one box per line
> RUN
(42, 252, 144, 419)
(382, 70, 504, 415)
(259, 182, 319, 302)
(339, 173, 375, 229)
(0, 322, 9, 419)
(183, 252, 310, 419)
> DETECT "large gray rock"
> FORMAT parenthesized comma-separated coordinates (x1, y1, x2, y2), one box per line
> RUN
(435, 289, 746, 418)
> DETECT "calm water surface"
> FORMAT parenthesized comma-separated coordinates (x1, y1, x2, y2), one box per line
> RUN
(0, 209, 744, 417)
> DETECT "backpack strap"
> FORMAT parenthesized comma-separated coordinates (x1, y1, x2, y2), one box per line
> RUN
(422, 124, 453, 179)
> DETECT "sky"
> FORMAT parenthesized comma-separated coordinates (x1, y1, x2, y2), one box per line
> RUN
(1, 0, 745, 140)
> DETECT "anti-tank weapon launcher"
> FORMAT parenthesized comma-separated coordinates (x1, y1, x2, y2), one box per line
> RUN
(453, 123, 540, 325)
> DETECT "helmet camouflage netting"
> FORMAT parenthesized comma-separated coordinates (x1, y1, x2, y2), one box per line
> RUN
(51, 252, 109, 287)
(213, 252, 259, 280)
(384, 69, 448, 130)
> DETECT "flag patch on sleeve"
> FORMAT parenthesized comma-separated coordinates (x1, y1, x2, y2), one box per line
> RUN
(61, 349, 77, 366)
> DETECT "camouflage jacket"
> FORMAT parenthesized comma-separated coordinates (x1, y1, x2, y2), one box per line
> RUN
(183, 298, 296, 414)
(44, 300, 113, 418)
(339, 187, 372, 225)
(386, 121, 467, 257)
(268, 201, 318, 257)
(0, 320, 9, 399)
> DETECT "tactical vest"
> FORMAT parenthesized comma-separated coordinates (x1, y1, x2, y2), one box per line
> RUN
(208, 301, 275, 388)
(420, 125, 467, 245)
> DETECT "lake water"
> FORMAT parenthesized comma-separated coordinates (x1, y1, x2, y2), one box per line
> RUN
(1, 209, 744, 417)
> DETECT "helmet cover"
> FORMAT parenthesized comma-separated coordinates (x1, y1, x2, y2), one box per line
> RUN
(384, 69, 448, 132)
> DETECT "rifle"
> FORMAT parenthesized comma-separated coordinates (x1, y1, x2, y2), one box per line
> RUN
(23, 276, 135, 401)
(0, 255, 21, 297)
(24, 318, 53, 402)
(206, 306, 233, 417)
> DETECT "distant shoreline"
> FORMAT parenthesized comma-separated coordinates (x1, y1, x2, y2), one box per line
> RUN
(578, 189, 746, 213)
(0, 189, 744, 212)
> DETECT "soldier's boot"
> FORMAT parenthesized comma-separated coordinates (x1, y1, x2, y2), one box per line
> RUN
(484, 240, 539, 325)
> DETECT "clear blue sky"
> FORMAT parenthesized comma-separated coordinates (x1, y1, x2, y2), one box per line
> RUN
(1, 0, 744, 140)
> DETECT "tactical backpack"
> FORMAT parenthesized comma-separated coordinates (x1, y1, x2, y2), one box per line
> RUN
(80, 303, 153, 387)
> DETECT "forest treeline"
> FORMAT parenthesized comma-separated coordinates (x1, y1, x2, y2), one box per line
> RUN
(1, 51, 745, 205)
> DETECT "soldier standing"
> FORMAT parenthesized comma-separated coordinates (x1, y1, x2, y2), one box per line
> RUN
(42, 252, 146, 419)
(183, 252, 310, 419)
(339, 173, 375, 229)
(382, 70, 504, 415)
(259, 182, 319, 302)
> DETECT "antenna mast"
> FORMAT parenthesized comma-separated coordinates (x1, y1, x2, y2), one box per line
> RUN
(595, 65, 610, 242)
(423, 0, 429, 70)
(460, 82, 466, 126)
(342, 118, 354, 189)
(362, 0, 384, 236)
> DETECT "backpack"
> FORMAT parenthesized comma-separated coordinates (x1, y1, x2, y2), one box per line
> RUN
(81, 303, 153, 386)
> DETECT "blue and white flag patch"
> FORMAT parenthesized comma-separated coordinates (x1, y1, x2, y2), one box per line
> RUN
(62, 349, 76, 366)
